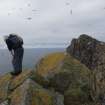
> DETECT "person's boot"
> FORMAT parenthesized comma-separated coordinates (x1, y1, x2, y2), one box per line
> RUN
(10, 70, 22, 76)
(10, 71, 17, 76)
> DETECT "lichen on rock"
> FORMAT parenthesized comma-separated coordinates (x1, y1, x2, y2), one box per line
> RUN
(10, 79, 64, 105)
(1, 35, 104, 105)
(67, 34, 105, 104)
(35, 52, 92, 105)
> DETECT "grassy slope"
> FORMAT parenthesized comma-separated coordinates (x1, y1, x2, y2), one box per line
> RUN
(35, 52, 93, 105)
(36, 52, 65, 77)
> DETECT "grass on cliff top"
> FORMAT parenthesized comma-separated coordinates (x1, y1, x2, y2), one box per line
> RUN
(10, 70, 33, 90)
(0, 70, 33, 93)
(62, 54, 89, 76)
(36, 52, 89, 77)
(35, 52, 90, 92)
(36, 52, 65, 76)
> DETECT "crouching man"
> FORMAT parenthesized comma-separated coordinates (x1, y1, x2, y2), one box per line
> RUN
(4, 33, 24, 76)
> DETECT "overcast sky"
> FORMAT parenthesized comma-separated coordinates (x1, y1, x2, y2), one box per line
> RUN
(0, 0, 105, 48)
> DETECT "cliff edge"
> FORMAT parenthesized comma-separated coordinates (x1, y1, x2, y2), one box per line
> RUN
(1, 34, 105, 105)
(0, 52, 92, 105)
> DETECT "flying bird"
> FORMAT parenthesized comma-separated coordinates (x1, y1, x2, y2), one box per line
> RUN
(66, 2, 70, 5)
(8, 13, 11, 16)
(27, 3, 31, 7)
(70, 10, 72, 15)
(27, 17, 32, 20)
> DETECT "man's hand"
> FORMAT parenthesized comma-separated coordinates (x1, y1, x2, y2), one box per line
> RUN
(10, 50, 14, 57)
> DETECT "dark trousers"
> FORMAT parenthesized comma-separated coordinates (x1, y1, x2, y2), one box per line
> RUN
(12, 47, 24, 74)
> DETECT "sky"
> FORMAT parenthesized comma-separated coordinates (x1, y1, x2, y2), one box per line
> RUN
(0, 0, 105, 48)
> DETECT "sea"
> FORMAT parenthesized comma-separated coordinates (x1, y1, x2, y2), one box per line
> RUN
(0, 48, 65, 75)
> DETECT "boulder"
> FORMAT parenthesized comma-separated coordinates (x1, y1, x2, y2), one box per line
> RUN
(0, 69, 64, 105)
(0, 100, 8, 105)
(35, 52, 92, 105)
(9, 70, 33, 90)
(0, 70, 32, 104)
(0, 73, 12, 103)
(10, 79, 64, 105)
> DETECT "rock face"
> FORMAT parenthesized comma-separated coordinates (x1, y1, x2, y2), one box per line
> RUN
(0, 52, 93, 105)
(1, 39, 104, 105)
(10, 79, 64, 105)
(67, 34, 105, 103)
(35, 52, 93, 105)
(0, 70, 64, 105)
(67, 34, 105, 70)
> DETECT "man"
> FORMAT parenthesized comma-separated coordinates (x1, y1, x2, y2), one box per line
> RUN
(4, 34, 24, 76)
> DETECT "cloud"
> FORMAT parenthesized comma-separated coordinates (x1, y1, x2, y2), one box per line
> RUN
(0, 0, 105, 48)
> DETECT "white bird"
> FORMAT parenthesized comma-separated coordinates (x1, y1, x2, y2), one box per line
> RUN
(8, 13, 11, 16)
(66, 2, 70, 5)
(27, 17, 32, 20)
(27, 3, 31, 7)
(70, 10, 72, 15)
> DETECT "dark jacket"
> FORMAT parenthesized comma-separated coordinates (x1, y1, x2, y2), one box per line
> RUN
(6, 38, 13, 51)
(5, 36, 23, 51)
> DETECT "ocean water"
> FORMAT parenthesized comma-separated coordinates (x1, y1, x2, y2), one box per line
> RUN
(0, 48, 65, 75)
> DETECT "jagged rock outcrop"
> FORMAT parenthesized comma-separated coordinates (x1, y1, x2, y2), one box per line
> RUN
(10, 79, 64, 105)
(67, 34, 105, 70)
(35, 52, 93, 105)
(67, 34, 105, 104)
(0, 70, 64, 105)
(0, 70, 32, 103)
(1, 46, 102, 105)
(0, 52, 93, 105)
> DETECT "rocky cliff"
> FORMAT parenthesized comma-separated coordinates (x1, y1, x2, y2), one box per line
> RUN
(0, 52, 93, 105)
(67, 34, 105, 70)
(0, 70, 64, 105)
(1, 34, 105, 105)
(67, 34, 105, 104)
